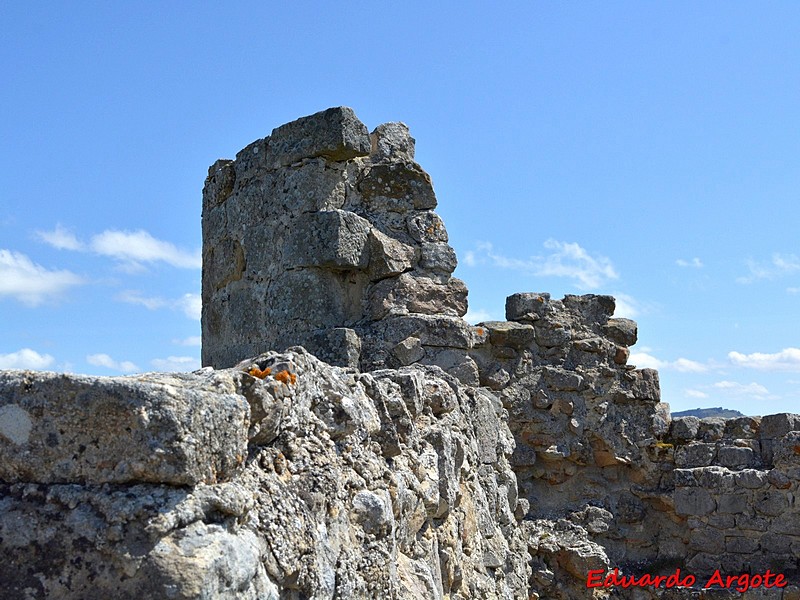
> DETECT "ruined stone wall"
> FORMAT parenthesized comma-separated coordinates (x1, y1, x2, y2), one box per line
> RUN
(2, 107, 800, 599)
(200, 107, 800, 597)
(202, 107, 473, 382)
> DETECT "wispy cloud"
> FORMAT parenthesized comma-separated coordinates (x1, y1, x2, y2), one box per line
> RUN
(118, 291, 201, 321)
(151, 356, 200, 372)
(629, 351, 710, 373)
(611, 292, 643, 319)
(0, 249, 83, 305)
(90, 230, 201, 270)
(35, 224, 84, 251)
(737, 253, 800, 284)
(173, 336, 202, 347)
(676, 257, 703, 268)
(179, 293, 202, 320)
(728, 348, 800, 372)
(712, 380, 772, 399)
(37, 225, 201, 271)
(465, 240, 618, 289)
(86, 353, 139, 374)
(685, 389, 709, 399)
(464, 308, 495, 324)
(0, 348, 55, 370)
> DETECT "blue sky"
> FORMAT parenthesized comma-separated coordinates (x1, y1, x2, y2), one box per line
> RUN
(1, 2, 798, 415)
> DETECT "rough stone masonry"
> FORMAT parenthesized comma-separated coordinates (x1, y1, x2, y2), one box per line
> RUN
(0, 107, 799, 599)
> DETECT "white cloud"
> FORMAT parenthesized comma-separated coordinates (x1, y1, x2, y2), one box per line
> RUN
(0, 249, 84, 305)
(788, 287, 799, 295)
(35, 224, 84, 251)
(728, 348, 800, 372)
(685, 389, 709, 399)
(0, 348, 55, 370)
(117, 290, 170, 310)
(118, 290, 201, 321)
(629, 352, 664, 370)
(676, 257, 703, 268)
(179, 293, 202, 320)
(612, 293, 639, 318)
(90, 229, 201, 270)
(712, 380, 771, 398)
(151, 356, 201, 372)
(737, 253, 800, 284)
(468, 239, 618, 289)
(464, 308, 495, 324)
(87, 353, 139, 374)
(629, 352, 709, 373)
(463, 250, 476, 267)
(672, 358, 709, 373)
(174, 336, 202, 347)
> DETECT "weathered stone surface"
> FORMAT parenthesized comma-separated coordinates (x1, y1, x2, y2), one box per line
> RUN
(0, 370, 248, 485)
(370, 122, 415, 162)
(269, 106, 371, 166)
(603, 317, 638, 347)
(10, 108, 800, 599)
(505, 292, 550, 322)
(675, 487, 716, 515)
(284, 209, 371, 270)
(670, 415, 700, 441)
(0, 350, 529, 599)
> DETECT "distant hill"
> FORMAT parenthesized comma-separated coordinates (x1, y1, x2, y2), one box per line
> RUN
(672, 407, 745, 419)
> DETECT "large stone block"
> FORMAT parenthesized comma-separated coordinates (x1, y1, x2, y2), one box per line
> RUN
(358, 161, 436, 210)
(284, 209, 371, 270)
(268, 106, 371, 166)
(674, 487, 716, 515)
(0, 371, 249, 485)
(505, 292, 551, 322)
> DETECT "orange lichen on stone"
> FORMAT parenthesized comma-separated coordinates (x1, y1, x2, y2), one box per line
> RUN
(477, 327, 485, 336)
(248, 366, 272, 379)
(274, 369, 297, 385)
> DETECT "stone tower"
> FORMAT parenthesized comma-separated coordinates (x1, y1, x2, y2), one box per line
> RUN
(202, 107, 477, 381)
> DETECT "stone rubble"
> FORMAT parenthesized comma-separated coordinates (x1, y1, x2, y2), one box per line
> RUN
(1, 107, 799, 599)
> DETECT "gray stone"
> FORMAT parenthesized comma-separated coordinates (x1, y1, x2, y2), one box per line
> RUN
(724, 535, 760, 554)
(370, 122, 415, 162)
(505, 292, 550, 322)
(300, 327, 362, 368)
(716, 493, 750, 514)
(733, 469, 768, 489)
(759, 413, 800, 440)
(284, 209, 371, 270)
(0, 370, 248, 486)
(367, 228, 417, 280)
(269, 106, 371, 166)
(358, 161, 437, 210)
(698, 417, 726, 441)
(483, 321, 537, 350)
(670, 416, 700, 442)
(406, 211, 447, 243)
(367, 274, 467, 320)
(773, 430, 800, 468)
(675, 443, 716, 467)
(603, 318, 638, 347)
(390, 336, 425, 366)
(717, 445, 756, 469)
(754, 490, 789, 517)
(674, 488, 716, 515)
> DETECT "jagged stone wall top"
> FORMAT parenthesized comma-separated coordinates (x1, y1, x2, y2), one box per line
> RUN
(202, 107, 469, 375)
(3, 107, 800, 599)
